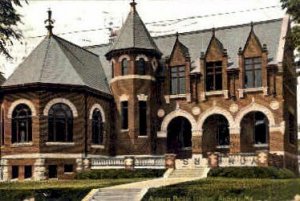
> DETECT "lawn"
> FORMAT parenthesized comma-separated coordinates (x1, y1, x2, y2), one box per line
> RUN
(143, 178, 300, 201)
(0, 178, 146, 201)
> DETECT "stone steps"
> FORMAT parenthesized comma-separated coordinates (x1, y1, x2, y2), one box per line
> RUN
(91, 188, 144, 201)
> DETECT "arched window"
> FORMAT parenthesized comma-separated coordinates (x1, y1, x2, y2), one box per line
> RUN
(121, 58, 128, 75)
(12, 104, 32, 143)
(136, 58, 146, 75)
(92, 109, 103, 144)
(48, 103, 73, 142)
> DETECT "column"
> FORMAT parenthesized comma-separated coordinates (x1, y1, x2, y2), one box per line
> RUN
(34, 158, 46, 181)
(229, 127, 240, 154)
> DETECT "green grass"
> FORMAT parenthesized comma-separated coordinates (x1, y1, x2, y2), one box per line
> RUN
(143, 178, 300, 201)
(0, 178, 146, 201)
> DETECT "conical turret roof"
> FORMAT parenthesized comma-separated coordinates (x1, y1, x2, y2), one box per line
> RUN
(106, 1, 161, 58)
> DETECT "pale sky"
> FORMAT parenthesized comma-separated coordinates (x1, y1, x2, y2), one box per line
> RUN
(1, 0, 285, 77)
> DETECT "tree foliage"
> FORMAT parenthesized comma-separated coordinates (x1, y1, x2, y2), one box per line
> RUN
(0, 0, 26, 59)
(281, 0, 300, 54)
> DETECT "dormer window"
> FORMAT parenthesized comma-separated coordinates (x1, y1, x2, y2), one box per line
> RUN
(206, 61, 222, 91)
(170, 65, 186, 95)
(244, 57, 262, 88)
(121, 58, 128, 75)
(136, 58, 146, 75)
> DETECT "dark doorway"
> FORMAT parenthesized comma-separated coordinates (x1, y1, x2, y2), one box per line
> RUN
(167, 117, 192, 158)
(48, 165, 57, 179)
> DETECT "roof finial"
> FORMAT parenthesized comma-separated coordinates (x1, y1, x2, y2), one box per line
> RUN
(212, 27, 215, 37)
(44, 8, 54, 36)
(250, 21, 254, 32)
(130, 0, 137, 12)
(176, 32, 179, 40)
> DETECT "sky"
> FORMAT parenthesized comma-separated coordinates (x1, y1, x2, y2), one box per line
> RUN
(1, 0, 285, 77)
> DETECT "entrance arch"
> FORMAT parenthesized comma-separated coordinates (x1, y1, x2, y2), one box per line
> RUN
(167, 116, 192, 158)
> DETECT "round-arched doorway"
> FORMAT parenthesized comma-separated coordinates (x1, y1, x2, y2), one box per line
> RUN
(167, 116, 192, 158)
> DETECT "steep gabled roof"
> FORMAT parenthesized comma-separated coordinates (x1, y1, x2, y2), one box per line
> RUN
(105, 1, 161, 58)
(3, 35, 110, 94)
(169, 34, 190, 61)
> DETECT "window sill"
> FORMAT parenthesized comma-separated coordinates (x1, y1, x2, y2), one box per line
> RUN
(64, 172, 74, 175)
(169, 94, 186, 99)
(205, 90, 224, 96)
(253, 143, 269, 148)
(11, 142, 33, 147)
(121, 129, 129, 133)
(91, 144, 105, 149)
(138, 135, 148, 138)
(46, 142, 75, 146)
(216, 145, 230, 149)
(244, 87, 264, 93)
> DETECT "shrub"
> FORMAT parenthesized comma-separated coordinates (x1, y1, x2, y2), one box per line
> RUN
(75, 169, 166, 179)
(207, 166, 296, 179)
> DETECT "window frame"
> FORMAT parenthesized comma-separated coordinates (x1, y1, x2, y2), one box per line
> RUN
(205, 61, 223, 91)
(11, 104, 32, 144)
(139, 101, 147, 136)
(170, 65, 186, 95)
(24, 165, 32, 179)
(48, 103, 73, 142)
(121, 58, 128, 75)
(92, 109, 104, 145)
(136, 58, 146, 75)
(244, 57, 262, 88)
(121, 101, 128, 130)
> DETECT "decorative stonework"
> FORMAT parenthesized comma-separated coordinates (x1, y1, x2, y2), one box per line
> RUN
(118, 54, 130, 62)
(235, 102, 276, 127)
(152, 58, 158, 71)
(135, 54, 149, 61)
(270, 101, 280, 110)
(110, 75, 156, 84)
(229, 104, 239, 113)
(8, 99, 37, 118)
(164, 95, 170, 104)
(119, 94, 129, 101)
(43, 98, 78, 117)
(89, 103, 106, 122)
(160, 109, 197, 132)
(192, 107, 201, 116)
(137, 94, 148, 101)
(157, 131, 167, 138)
(197, 106, 235, 131)
(157, 109, 165, 118)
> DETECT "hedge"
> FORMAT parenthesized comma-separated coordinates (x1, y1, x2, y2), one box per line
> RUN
(207, 167, 296, 179)
(75, 169, 166, 179)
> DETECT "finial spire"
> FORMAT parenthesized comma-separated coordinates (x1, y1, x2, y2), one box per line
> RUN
(45, 8, 54, 36)
(250, 21, 254, 31)
(176, 32, 179, 40)
(130, 0, 137, 12)
(212, 27, 215, 37)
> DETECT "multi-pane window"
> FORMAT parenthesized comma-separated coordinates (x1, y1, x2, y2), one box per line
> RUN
(48, 103, 73, 142)
(170, 65, 186, 95)
(12, 104, 32, 143)
(92, 109, 103, 144)
(244, 57, 262, 88)
(121, 102, 128, 130)
(136, 58, 146, 75)
(121, 58, 128, 75)
(206, 61, 222, 91)
(288, 112, 296, 144)
(139, 101, 147, 136)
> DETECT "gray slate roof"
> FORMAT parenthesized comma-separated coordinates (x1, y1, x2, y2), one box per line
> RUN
(3, 35, 110, 94)
(106, 4, 161, 56)
(87, 18, 283, 81)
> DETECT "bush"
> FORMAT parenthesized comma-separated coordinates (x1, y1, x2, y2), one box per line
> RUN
(75, 169, 166, 179)
(207, 167, 296, 179)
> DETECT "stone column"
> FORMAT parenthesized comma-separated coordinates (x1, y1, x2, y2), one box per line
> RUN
(76, 158, 83, 172)
(1, 159, 8, 181)
(34, 158, 46, 181)
(229, 127, 240, 154)
(83, 158, 90, 170)
(192, 130, 202, 154)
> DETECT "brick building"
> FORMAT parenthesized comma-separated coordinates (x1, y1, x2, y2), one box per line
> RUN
(0, 1, 298, 181)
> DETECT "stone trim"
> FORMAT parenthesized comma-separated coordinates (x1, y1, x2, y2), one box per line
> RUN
(7, 99, 37, 118)
(11, 142, 33, 147)
(157, 131, 167, 138)
(45, 142, 75, 146)
(197, 106, 235, 132)
(89, 103, 106, 122)
(2, 153, 84, 159)
(169, 94, 186, 99)
(137, 94, 148, 101)
(160, 109, 197, 132)
(135, 54, 149, 61)
(235, 102, 276, 127)
(91, 144, 105, 149)
(43, 98, 78, 117)
(118, 54, 130, 62)
(119, 94, 129, 101)
(109, 75, 155, 84)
